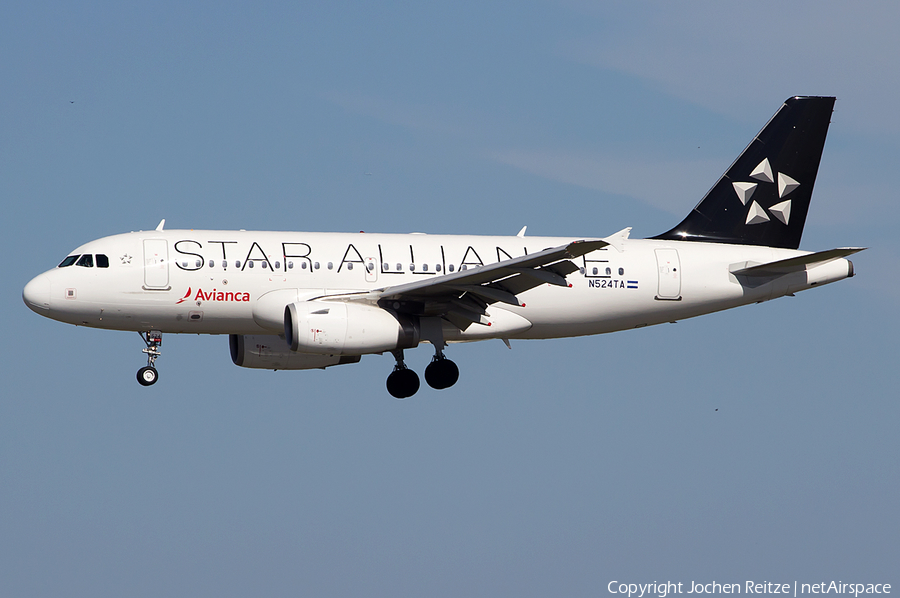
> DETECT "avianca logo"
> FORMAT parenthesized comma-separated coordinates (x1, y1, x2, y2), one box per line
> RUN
(176, 287, 251, 304)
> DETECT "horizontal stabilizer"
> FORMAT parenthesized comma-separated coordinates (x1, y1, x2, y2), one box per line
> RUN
(730, 247, 865, 277)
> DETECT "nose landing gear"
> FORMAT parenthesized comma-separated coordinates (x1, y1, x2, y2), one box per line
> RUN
(386, 350, 420, 399)
(137, 330, 162, 386)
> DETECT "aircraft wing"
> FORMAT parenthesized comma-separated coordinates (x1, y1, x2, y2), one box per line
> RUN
(338, 239, 608, 329)
(380, 239, 607, 298)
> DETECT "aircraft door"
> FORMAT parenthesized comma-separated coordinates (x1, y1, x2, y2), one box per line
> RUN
(655, 248, 681, 300)
(143, 239, 170, 289)
(365, 257, 378, 283)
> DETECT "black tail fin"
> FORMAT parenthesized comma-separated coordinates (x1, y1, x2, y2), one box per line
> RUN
(653, 96, 835, 249)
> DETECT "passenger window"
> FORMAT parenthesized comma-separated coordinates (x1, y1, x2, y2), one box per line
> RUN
(423, 264, 428, 272)
(396, 263, 402, 271)
(235, 260, 241, 268)
(76, 254, 93, 268)
(606, 267, 611, 275)
(382, 263, 389, 270)
(314, 262, 320, 270)
(327, 262, 333, 270)
(367, 263, 374, 272)
(592, 267, 598, 275)
(222, 260, 227, 268)
(248, 261, 254, 269)
(96, 254, 110, 268)
(436, 264, 442, 272)
(59, 255, 79, 267)
(409, 264, 415, 272)
(449, 265, 455, 272)
(347, 263, 353, 270)
(275, 261, 281, 269)
(208, 260, 215, 268)
(261, 261, 268, 269)
(619, 267, 624, 275)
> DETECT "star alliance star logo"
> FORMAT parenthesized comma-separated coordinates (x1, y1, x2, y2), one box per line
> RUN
(120, 254, 132, 264)
(731, 158, 798, 225)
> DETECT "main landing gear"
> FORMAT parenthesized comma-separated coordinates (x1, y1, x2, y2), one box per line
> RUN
(386, 350, 419, 399)
(425, 352, 459, 390)
(137, 330, 162, 386)
(386, 349, 459, 399)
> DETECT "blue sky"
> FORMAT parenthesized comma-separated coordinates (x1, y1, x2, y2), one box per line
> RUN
(2, 2, 897, 596)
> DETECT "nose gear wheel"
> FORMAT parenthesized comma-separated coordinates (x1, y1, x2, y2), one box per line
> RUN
(137, 366, 158, 386)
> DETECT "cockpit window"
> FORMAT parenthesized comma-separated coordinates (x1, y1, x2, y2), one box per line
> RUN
(96, 254, 110, 268)
(58, 255, 79, 267)
(76, 254, 94, 268)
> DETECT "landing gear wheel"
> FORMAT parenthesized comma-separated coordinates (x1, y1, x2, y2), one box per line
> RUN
(137, 366, 158, 386)
(386, 349, 419, 399)
(386, 368, 420, 399)
(425, 357, 459, 390)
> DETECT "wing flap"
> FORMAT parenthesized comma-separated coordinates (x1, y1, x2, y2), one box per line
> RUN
(450, 284, 521, 307)
(497, 261, 580, 296)
(507, 266, 568, 287)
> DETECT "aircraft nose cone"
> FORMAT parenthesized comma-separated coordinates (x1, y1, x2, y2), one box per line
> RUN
(23, 274, 51, 312)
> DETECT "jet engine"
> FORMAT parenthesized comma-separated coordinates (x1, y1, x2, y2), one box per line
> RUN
(229, 334, 360, 370)
(284, 301, 418, 355)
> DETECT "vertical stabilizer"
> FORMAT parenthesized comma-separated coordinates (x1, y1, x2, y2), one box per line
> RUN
(653, 96, 835, 249)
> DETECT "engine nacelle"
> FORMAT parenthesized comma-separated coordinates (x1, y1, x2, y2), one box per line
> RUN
(229, 334, 360, 370)
(284, 301, 418, 355)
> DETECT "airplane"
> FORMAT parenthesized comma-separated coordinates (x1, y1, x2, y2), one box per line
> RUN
(23, 96, 863, 398)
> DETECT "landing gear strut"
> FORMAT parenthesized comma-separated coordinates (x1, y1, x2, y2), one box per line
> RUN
(424, 352, 459, 390)
(137, 330, 162, 386)
(386, 349, 420, 399)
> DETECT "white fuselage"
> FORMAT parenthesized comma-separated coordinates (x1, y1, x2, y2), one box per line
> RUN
(23, 229, 853, 346)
